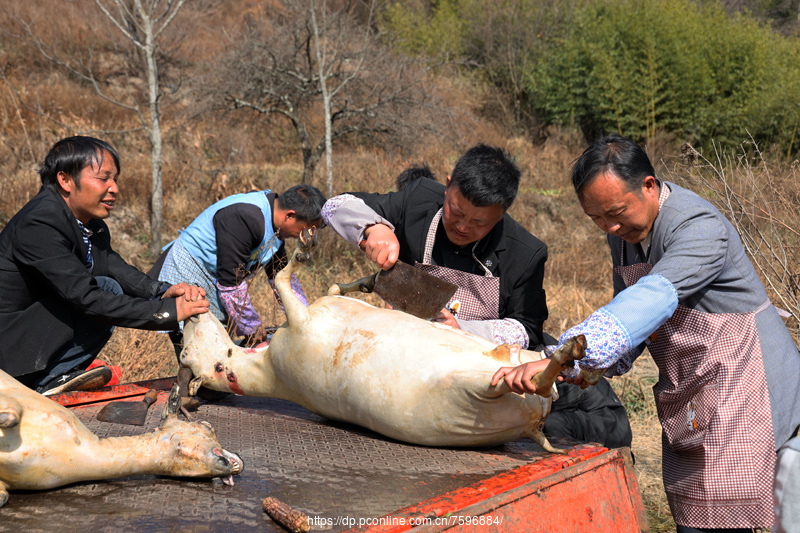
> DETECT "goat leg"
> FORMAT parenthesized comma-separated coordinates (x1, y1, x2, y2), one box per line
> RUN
(530, 334, 587, 398)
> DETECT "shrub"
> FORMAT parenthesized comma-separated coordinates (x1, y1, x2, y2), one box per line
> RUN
(526, 0, 800, 155)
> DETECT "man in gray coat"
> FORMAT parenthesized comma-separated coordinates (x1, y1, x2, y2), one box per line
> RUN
(494, 134, 800, 531)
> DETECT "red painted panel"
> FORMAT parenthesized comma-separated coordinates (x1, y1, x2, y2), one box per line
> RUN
(48, 376, 177, 407)
(348, 448, 648, 533)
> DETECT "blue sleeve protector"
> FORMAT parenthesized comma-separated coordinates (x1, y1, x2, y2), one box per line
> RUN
(557, 274, 678, 377)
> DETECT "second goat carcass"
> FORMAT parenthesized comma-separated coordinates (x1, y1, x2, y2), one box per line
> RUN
(0, 373, 243, 508)
(180, 230, 584, 452)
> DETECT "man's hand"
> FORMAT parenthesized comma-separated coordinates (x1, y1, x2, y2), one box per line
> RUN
(490, 359, 552, 395)
(175, 296, 209, 322)
(163, 282, 209, 321)
(162, 282, 206, 302)
(562, 372, 590, 389)
(362, 224, 400, 270)
(433, 307, 459, 329)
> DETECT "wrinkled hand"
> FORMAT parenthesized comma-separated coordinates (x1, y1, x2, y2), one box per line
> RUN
(433, 307, 459, 328)
(362, 224, 400, 270)
(164, 283, 209, 322)
(162, 282, 206, 302)
(490, 359, 552, 395)
(174, 296, 209, 322)
(562, 372, 590, 389)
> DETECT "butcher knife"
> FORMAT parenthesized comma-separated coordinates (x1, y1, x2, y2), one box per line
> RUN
(96, 389, 158, 426)
(330, 260, 458, 321)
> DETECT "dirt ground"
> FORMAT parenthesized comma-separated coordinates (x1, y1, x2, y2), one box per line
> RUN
(608, 353, 674, 532)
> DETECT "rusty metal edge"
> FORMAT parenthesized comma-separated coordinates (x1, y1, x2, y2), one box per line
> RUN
(48, 376, 177, 408)
(345, 445, 609, 533)
(619, 446, 651, 533)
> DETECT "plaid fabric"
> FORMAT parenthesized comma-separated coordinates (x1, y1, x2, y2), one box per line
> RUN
(418, 208, 500, 322)
(620, 255, 775, 528)
(414, 208, 527, 346)
(216, 279, 261, 336)
(160, 239, 226, 322)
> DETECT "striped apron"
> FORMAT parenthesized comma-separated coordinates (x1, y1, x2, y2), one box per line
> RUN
(615, 188, 775, 528)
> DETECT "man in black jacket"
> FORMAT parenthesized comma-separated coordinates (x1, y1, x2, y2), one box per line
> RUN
(322, 145, 632, 449)
(324, 147, 547, 347)
(0, 136, 208, 395)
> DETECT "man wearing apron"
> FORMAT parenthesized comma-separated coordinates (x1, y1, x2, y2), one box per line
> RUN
(494, 134, 800, 531)
(323, 144, 632, 449)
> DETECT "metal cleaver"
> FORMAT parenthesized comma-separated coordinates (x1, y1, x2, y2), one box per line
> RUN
(96, 389, 158, 426)
(331, 260, 458, 321)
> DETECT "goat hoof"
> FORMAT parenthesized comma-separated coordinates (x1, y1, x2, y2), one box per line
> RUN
(181, 397, 201, 410)
(299, 227, 318, 249)
(0, 411, 20, 428)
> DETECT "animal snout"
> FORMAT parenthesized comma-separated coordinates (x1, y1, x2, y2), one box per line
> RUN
(214, 447, 244, 475)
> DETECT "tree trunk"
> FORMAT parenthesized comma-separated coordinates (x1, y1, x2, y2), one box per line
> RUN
(309, 0, 335, 197)
(143, 20, 163, 258)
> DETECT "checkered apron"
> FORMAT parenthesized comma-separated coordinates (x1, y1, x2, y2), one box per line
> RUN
(413, 209, 499, 321)
(615, 187, 775, 528)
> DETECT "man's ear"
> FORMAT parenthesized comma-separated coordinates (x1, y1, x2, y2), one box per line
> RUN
(283, 210, 297, 221)
(642, 175, 658, 194)
(56, 171, 75, 194)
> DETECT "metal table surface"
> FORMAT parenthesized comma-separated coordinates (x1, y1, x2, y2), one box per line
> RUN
(1, 392, 593, 532)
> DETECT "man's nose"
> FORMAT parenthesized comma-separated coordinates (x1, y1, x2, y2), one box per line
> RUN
(454, 220, 470, 233)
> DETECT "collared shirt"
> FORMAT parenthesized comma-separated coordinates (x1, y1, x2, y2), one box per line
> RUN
(76, 219, 93, 273)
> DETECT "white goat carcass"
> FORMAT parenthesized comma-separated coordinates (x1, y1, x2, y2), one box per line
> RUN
(0, 371, 243, 508)
(181, 230, 584, 452)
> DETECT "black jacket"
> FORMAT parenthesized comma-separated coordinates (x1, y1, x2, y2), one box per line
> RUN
(0, 187, 179, 377)
(353, 178, 548, 347)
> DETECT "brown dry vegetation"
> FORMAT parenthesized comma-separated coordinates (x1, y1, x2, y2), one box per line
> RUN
(2, 1, 798, 531)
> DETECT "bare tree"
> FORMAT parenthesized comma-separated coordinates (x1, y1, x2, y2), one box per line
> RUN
(13, 0, 189, 257)
(674, 140, 800, 338)
(214, 0, 447, 191)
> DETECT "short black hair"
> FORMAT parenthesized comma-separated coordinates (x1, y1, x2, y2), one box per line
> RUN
(449, 144, 520, 209)
(277, 184, 326, 223)
(39, 136, 120, 195)
(395, 164, 436, 191)
(571, 134, 656, 196)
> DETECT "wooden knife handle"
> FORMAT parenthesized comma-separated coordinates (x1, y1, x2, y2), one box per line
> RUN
(142, 389, 159, 407)
(329, 272, 378, 295)
(263, 497, 310, 533)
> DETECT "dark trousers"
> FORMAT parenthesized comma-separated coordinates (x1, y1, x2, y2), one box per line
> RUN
(545, 377, 633, 449)
(20, 276, 122, 390)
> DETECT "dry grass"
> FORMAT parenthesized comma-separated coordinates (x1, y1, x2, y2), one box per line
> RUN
(609, 354, 673, 533)
(4, 3, 799, 529)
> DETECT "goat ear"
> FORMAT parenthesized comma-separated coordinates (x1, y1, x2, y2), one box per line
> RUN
(162, 383, 181, 420)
